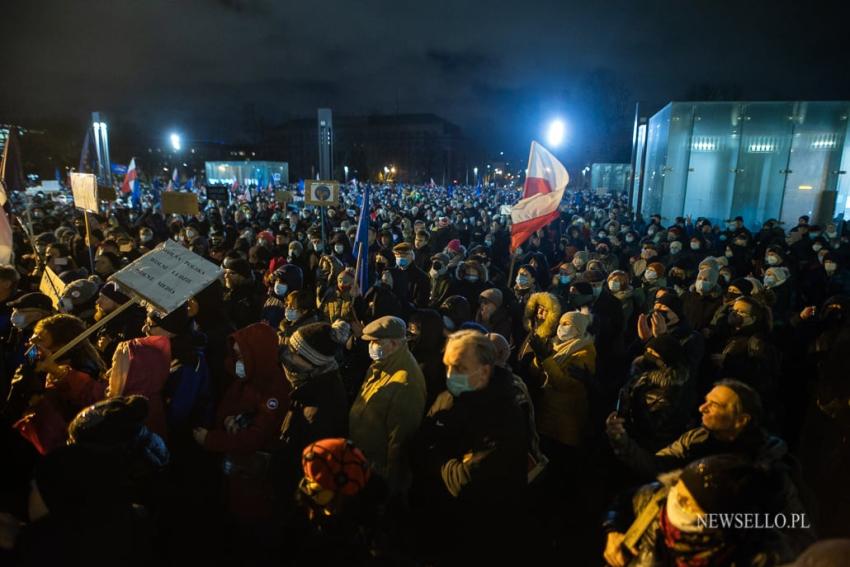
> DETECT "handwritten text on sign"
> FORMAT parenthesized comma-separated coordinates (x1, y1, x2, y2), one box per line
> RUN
(109, 239, 223, 315)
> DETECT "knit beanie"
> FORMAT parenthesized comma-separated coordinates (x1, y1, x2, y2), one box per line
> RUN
(149, 303, 191, 335)
(679, 454, 763, 515)
(60, 278, 99, 310)
(765, 266, 790, 286)
(560, 310, 592, 336)
(275, 264, 304, 291)
(487, 332, 511, 367)
(99, 281, 131, 304)
(302, 438, 371, 496)
(290, 322, 338, 366)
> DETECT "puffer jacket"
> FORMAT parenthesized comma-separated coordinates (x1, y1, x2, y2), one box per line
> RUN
(534, 337, 596, 447)
(349, 344, 426, 495)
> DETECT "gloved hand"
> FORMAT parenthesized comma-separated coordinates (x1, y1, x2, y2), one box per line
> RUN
(528, 334, 551, 359)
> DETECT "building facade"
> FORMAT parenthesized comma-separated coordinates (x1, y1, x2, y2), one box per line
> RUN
(633, 101, 850, 228)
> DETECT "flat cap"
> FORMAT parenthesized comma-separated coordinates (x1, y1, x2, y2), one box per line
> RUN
(392, 242, 413, 254)
(361, 315, 406, 341)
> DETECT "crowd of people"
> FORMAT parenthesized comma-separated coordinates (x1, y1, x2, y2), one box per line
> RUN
(1, 181, 849, 565)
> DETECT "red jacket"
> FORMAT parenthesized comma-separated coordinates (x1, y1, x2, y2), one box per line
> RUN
(204, 323, 290, 522)
(123, 336, 171, 440)
(16, 367, 106, 454)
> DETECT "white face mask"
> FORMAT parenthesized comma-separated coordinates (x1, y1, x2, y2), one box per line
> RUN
(274, 283, 288, 297)
(645, 269, 658, 282)
(368, 342, 385, 361)
(824, 262, 837, 274)
(285, 308, 299, 322)
(334, 244, 344, 254)
(608, 280, 622, 292)
(234, 360, 246, 379)
(557, 324, 579, 342)
(765, 254, 780, 266)
(10, 311, 28, 329)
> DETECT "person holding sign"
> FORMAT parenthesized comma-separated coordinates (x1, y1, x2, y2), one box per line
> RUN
(5, 314, 107, 454)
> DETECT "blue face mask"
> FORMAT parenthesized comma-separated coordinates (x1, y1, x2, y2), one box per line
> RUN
(559, 275, 571, 285)
(396, 257, 411, 269)
(446, 371, 475, 397)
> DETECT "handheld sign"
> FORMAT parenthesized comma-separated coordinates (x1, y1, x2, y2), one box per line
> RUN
(70, 173, 99, 213)
(304, 181, 339, 206)
(162, 192, 200, 216)
(109, 239, 223, 316)
(206, 185, 229, 202)
(39, 267, 67, 309)
(275, 190, 293, 204)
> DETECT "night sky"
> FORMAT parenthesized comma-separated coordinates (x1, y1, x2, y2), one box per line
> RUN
(3, 0, 849, 164)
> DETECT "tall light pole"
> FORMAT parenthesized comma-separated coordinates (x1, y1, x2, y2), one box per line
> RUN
(473, 166, 478, 185)
(344, 165, 349, 183)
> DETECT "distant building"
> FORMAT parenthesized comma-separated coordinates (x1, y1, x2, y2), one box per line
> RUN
(633, 101, 850, 227)
(591, 163, 631, 194)
(265, 113, 468, 183)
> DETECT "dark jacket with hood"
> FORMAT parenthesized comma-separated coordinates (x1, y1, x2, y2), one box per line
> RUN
(409, 308, 447, 407)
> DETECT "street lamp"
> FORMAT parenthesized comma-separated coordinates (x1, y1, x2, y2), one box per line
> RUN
(473, 166, 478, 184)
(546, 119, 566, 147)
(169, 133, 181, 152)
(344, 165, 349, 183)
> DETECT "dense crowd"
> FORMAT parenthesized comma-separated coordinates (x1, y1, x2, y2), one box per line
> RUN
(1, 182, 850, 566)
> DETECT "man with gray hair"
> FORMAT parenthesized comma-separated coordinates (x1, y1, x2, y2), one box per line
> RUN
(413, 329, 528, 560)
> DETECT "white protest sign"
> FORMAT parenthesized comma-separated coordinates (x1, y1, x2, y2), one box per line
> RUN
(109, 239, 223, 316)
(39, 267, 67, 309)
(70, 172, 99, 213)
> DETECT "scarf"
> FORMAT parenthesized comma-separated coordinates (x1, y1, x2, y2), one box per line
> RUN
(659, 506, 731, 567)
(550, 334, 593, 367)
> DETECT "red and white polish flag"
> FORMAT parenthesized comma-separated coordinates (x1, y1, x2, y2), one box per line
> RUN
(121, 158, 137, 194)
(510, 141, 569, 251)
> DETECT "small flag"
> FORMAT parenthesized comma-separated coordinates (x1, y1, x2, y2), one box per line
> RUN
(166, 167, 178, 191)
(230, 178, 239, 194)
(121, 158, 138, 194)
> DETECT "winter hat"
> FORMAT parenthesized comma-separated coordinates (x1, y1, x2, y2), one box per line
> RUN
(223, 256, 252, 278)
(439, 295, 472, 331)
(9, 292, 54, 312)
(572, 250, 589, 265)
(290, 322, 338, 366)
(486, 332, 511, 367)
(459, 321, 488, 333)
(698, 257, 719, 272)
(653, 292, 684, 320)
(275, 264, 304, 291)
(726, 278, 754, 297)
(302, 438, 371, 496)
(479, 288, 503, 308)
(765, 266, 790, 286)
(68, 395, 150, 449)
(60, 278, 99, 311)
(446, 239, 462, 254)
(569, 282, 595, 307)
(559, 311, 591, 337)
(697, 266, 719, 287)
(288, 240, 304, 256)
(584, 269, 606, 284)
(149, 302, 191, 335)
(257, 230, 275, 245)
(646, 334, 687, 368)
(679, 454, 763, 515)
(99, 281, 131, 304)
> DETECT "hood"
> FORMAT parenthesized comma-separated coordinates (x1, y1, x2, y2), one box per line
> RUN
(230, 322, 286, 390)
(409, 308, 445, 354)
(524, 291, 562, 339)
(454, 259, 489, 283)
(127, 335, 172, 385)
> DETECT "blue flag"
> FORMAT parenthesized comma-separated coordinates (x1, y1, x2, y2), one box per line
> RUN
(353, 182, 371, 293)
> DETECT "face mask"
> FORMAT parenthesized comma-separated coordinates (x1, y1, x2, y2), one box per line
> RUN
(666, 484, 704, 533)
(592, 284, 603, 298)
(559, 275, 571, 285)
(763, 275, 776, 288)
(690, 242, 700, 251)
(289, 248, 300, 258)
(825, 262, 837, 274)
(274, 283, 288, 297)
(765, 255, 780, 266)
(728, 311, 753, 327)
(696, 280, 713, 294)
(669, 243, 682, 254)
(608, 280, 621, 292)
(368, 342, 385, 361)
(140, 234, 153, 243)
(396, 257, 411, 269)
(234, 360, 247, 379)
(285, 308, 300, 322)
(645, 269, 658, 282)
(516, 275, 530, 288)
(312, 242, 323, 252)
(334, 244, 344, 254)
(813, 244, 823, 252)
(725, 249, 734, 258)
(465, 274, 479, 283)
(10, 312, 28, 329)
(625, 236, 635, 243)
(446, 370, 475, 397)
(484, 239, 493, 247)
(429, 268, 440, 279)
(557, 325, 578, 342)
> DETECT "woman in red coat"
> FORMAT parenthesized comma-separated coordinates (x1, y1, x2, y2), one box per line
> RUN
(192, 322, 290, 523)
(106, 335, 171, 440)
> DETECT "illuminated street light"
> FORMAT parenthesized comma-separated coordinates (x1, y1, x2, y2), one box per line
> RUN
(170, 133, 182, 151)
(344, 165, 349, 183)
(546, 119, 566, 147)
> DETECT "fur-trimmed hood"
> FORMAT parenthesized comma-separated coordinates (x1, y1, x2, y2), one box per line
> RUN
(524, 291, 562, 339)
(454, 259, 489, 282)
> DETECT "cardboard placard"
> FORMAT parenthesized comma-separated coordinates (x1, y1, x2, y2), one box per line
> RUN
(304, 181, 339, 206)
(162, 192, 199, 215)
(109, 239, 223, 316)
(70, 172, 98, 213)
(98, 185, 117, 202)
(206, 185, 229, 202)
(275, 190, 293, 204)
(39, 267, 67, 309)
